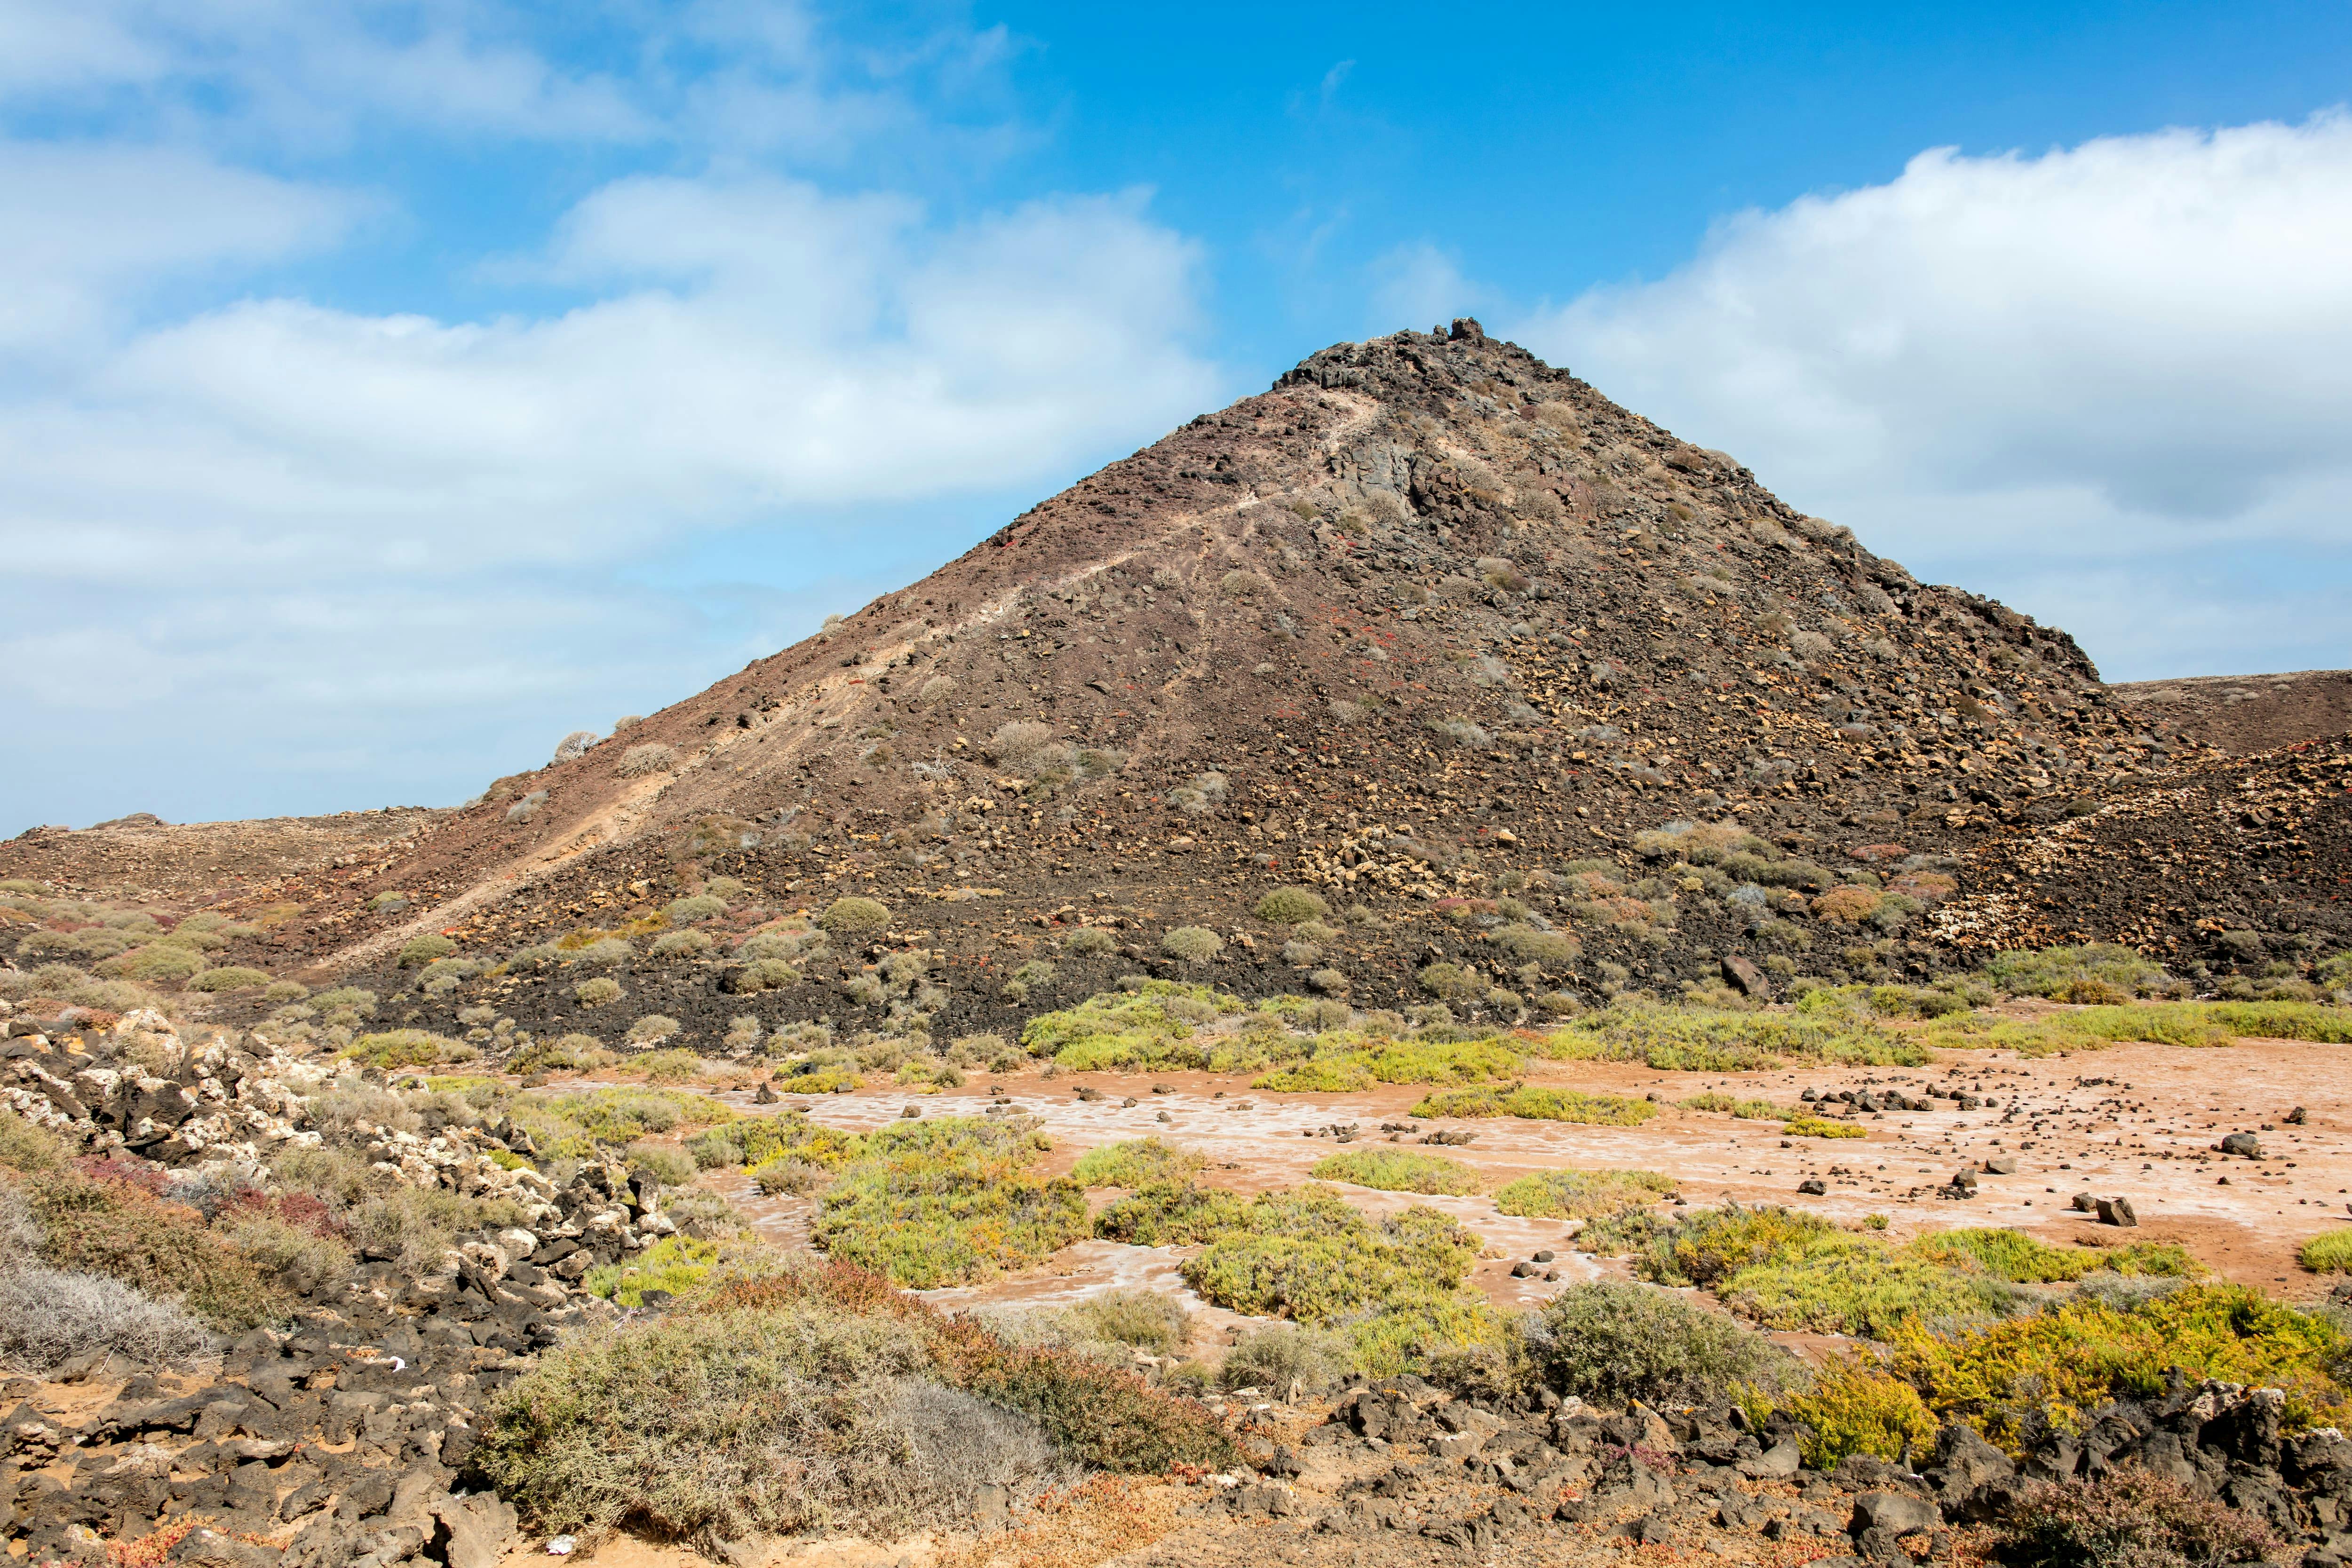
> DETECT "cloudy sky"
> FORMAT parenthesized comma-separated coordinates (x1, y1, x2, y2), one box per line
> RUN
(5, 1, 2349, 832)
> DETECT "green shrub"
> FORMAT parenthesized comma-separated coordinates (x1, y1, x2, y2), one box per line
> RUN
(2301, 1230, 2352, 1273)
(186, 966, 270, 992)
(1998, 1466, 2276, 1568)
(398, 934, 456, 967)
(818, 897, 891, 935)
(623, 1141, 697, 1188)
(649, 929, 712, 958)
(1160, 926, 1223, 963)
(1061, 1289, 1192, 1356)
(26, 1171, 284, 1330)
(1070, 1138, 1207, 1188)
(477, 1300, 1049, 1541)
(1220, 1322, 1351, 1394)
(345, 1029, 457, 1069)
(1775, 1354, 1940, 1467)
(97, 945, 206, 984)
(1527, 1280, 1788, 1406)
(1409, 1085, 1658, 1125)
(1062, 927, 1116, 956)
(1979, 943, 2170, 1001)
(585, 1234, 722, 1306)
(220, 1212, 354, 1297)
(1538, 1005, 1930, 1070)
(575, 976, 622, 1006)
(1177, 1187, 1479, 1325)
(1891, 1283, 2352, 1451)
(1414, 962, 1480, 1001)
(0, 1107, 66, 1173)
(1494, 1167, 1676, 1220)
(1491, 924, 1577, 968)
(1783, 1115, 1867, 1139)
(1306, 1147, 1480, 1195)
(666, 894, 727, 923)
(814, 1117, 1089, 1288)
(1254, 887, 1329, 925)
(1719, 1234, 2023, 1338)
(627, 1014, 683, 1046)
(1679, 1091, 1792, 1119)
(1640, 1202, 1837, 1288)
(1092, 1181, 1256, 1245)
(1020, 982, 1245, 1069)
(1910, 1228, 2200, 1284)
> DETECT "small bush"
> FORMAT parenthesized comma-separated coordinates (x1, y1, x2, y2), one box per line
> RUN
(345, 1029, 458, 1069)
(650, 929, 713, 958)
(576, 976, 622, 1006)
(1415, 962, 1481, 1000)
(616, 743, 677, 777)
(476, 1302, 1070, 1542)
(819, 897, 891, 935)
(1890, 1283, 2351, 1451)
(345, 1184, 530, 1280)
(623, 1142, 698, 1188)
(1071, 1139, 1208, 1188)
(98, 945, 206, 984)
(2000, 1467, 2275, 1568)
(1784, 1115, 1867, 1139)
(1307, 1148, 1480, 1195)
(26, 1170, 284, 1330)
(627, 1014, 683, 1046)
(187, 965, 270, 992)
(1528, 1280, 1789, 1407)
(815, 1118, 1089, 1288)
(667, 894, 727, 922)
(1494, 1167, 1676, 1220)
(0, 1107, 66, 1174)
(1062, 1289, 1192, 1356)
(398, 934, 456, 967)
(1254, 887, 1329, 925)
(1912, 1228, 2199, 1284)
(1160, 926, 1223, 964)
(0, 1260, 213, 1373)
(1777, 1354, 1940, 1467)
(586, 1233, 722, 1306)
(1063, 927, 1117, 956)
(1222, 1322, 1350, 1395)
(1410, 1085, 1658, 1125)
(220, 1212, 354, 1297)
(2301, 1230, 2352, 1273)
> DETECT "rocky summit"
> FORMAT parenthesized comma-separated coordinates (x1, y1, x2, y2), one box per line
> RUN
(6, 324, 2343, 1049)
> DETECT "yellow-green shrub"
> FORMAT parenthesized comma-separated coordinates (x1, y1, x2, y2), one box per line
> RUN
(1307, 1148, 1481, 1195)
(1411, 1085, 1657, 1125)
(1070, 1138, 1207, 1188)
(1888, 1284, 2352, 1452)
(1779, 1355, 1940, 1467)
(2300, 1230, 2352, 1273)
(1494, 1167, 1676, 1220)
(813, 1117, 1088, 1288)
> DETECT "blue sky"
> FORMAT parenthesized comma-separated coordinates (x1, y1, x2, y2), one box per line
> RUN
(5, 1, 2350, 832)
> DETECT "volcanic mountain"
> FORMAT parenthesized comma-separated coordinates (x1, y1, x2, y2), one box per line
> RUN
(8, 323, 2345, 1043)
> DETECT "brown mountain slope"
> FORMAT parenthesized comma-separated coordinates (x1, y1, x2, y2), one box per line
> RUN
(2112, 668, 2352, 755)
(7, 323, 2342, 1047)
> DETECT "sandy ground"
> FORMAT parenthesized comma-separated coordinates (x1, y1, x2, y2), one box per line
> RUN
(664, 1030, 2352, 1327)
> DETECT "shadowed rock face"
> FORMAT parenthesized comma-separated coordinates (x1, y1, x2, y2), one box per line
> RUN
(7, 325, 2343, 1040)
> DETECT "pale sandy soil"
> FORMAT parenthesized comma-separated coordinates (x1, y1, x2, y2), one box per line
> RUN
(667, 1030, 2352, 1325)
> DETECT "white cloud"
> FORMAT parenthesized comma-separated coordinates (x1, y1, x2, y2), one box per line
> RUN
(0, 173, 1222, 825)
(1515, 112, 2352, 677)
(1368, 241, 1482, 335)
(0, 141, 362, 358)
